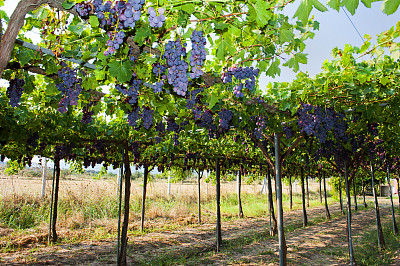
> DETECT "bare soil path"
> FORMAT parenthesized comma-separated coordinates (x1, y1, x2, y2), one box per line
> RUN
(2, 200, 397, 265)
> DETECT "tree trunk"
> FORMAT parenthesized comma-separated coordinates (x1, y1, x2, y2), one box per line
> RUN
(353, 177, 358, 211)
(140, 165, 149, 232)
(41, 158, 47, 198)
(344, 162, 356, 266)
(118, 145, 132, 266)
(274, 133, 287, 266)
(362, 174, 367, 208)
(300, 167, 308, 227)
(238, 166, 244, 218)
(370, 161, 385, 250)
(386, 165, 398, 235)
(0, 0, 80, 78)
(323, 171, 331, 219)
(50, 157, 60, 243)
(216, 159, 222, 252)
(339, 173, 344, 215)
(267, 168, 278, 236)
(289, 175, 293, 210)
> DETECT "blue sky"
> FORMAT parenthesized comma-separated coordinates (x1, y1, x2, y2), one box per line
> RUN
(267, 1, 400, 84)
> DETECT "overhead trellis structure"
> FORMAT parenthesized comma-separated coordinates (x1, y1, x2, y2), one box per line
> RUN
(1, 0, 400, 265)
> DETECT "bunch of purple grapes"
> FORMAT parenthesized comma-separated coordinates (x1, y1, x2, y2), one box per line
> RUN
(104, 31, 125, 56)
(218, 109, 233, 131)
(283, 124, 294, 139)
(367, 122, 379, 136)
(127, 106, 140, 127)
(148, 7, 166, 28)
(93, 0, 144, 28)
(153, 81, 164, 93)
(155, 121, 165, 133)
(141, 106, 154, 129)
(6, 78, 25, 107)
(116, 75, 141, 104)
(233, 83, 244, 98)
(189, 30, 206, 79)
(297, 104, 347, 143)
(166, 117, 182, 146)
(252, 115, 267, 139)
(163, 40, 189, 96)
(152, 62, 167, 77)
(221, 66, 259, 97)
(75, 2, 91, 17)
(92, 0, 145, 55)
(81, 103, 95, 124)
(186, 88, 203, 109)
(56, 63, 82, 113)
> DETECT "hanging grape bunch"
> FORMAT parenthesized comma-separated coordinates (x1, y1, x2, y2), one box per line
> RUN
(6, 78, 25, 107)
(148, 7, 166, 28)
(163, 40, 189, 96)
(91, 0, 145, 55)
(190, 30, 207, 79)
(221, 66, 259, 98)
(56, 63, 82, 113)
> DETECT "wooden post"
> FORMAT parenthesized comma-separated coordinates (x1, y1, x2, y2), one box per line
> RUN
(118, 144, 132, 265)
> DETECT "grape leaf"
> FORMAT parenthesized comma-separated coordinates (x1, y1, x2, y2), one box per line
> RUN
(134, 27, 151, 46)
(381, 0, 400, 15)
(293, 0, 328, 23)
(254, 0, 271, 28)
(89, 15, 99, 28)
(266, 59, 281, 77)
(342, 0, 359, 15)
(280, 22, 294, 43)
(108, 61, 133, 83)
(62, 1, 75, 9)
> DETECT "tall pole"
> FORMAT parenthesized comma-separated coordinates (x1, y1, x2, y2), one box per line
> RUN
(370, 161, 385, 250)
(275, 133, 287, 266)
(344, 161, 355, 265)
(215, 159, 222, 251)
(117, 155, 124, 265)
(339, 173, 344, 214)
(323, 171, 331, 219)
(41, 158, 47, 198)
(300, 167, 308, 227)
(386, 164, 398, 234)
(141, 165, 149, 232)
(238, 166, 244, 218)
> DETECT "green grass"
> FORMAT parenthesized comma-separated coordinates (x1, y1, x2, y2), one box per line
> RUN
(354, 220, 400, 265)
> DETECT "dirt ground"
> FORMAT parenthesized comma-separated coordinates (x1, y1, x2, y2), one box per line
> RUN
(1, 200, 397, 265)
(1, 175, 397, 265)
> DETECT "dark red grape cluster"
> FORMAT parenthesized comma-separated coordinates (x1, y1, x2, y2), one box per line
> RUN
(189, 30, 206, 79)
(56, 63, 82, 113)
(6, 78, 25, 107)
